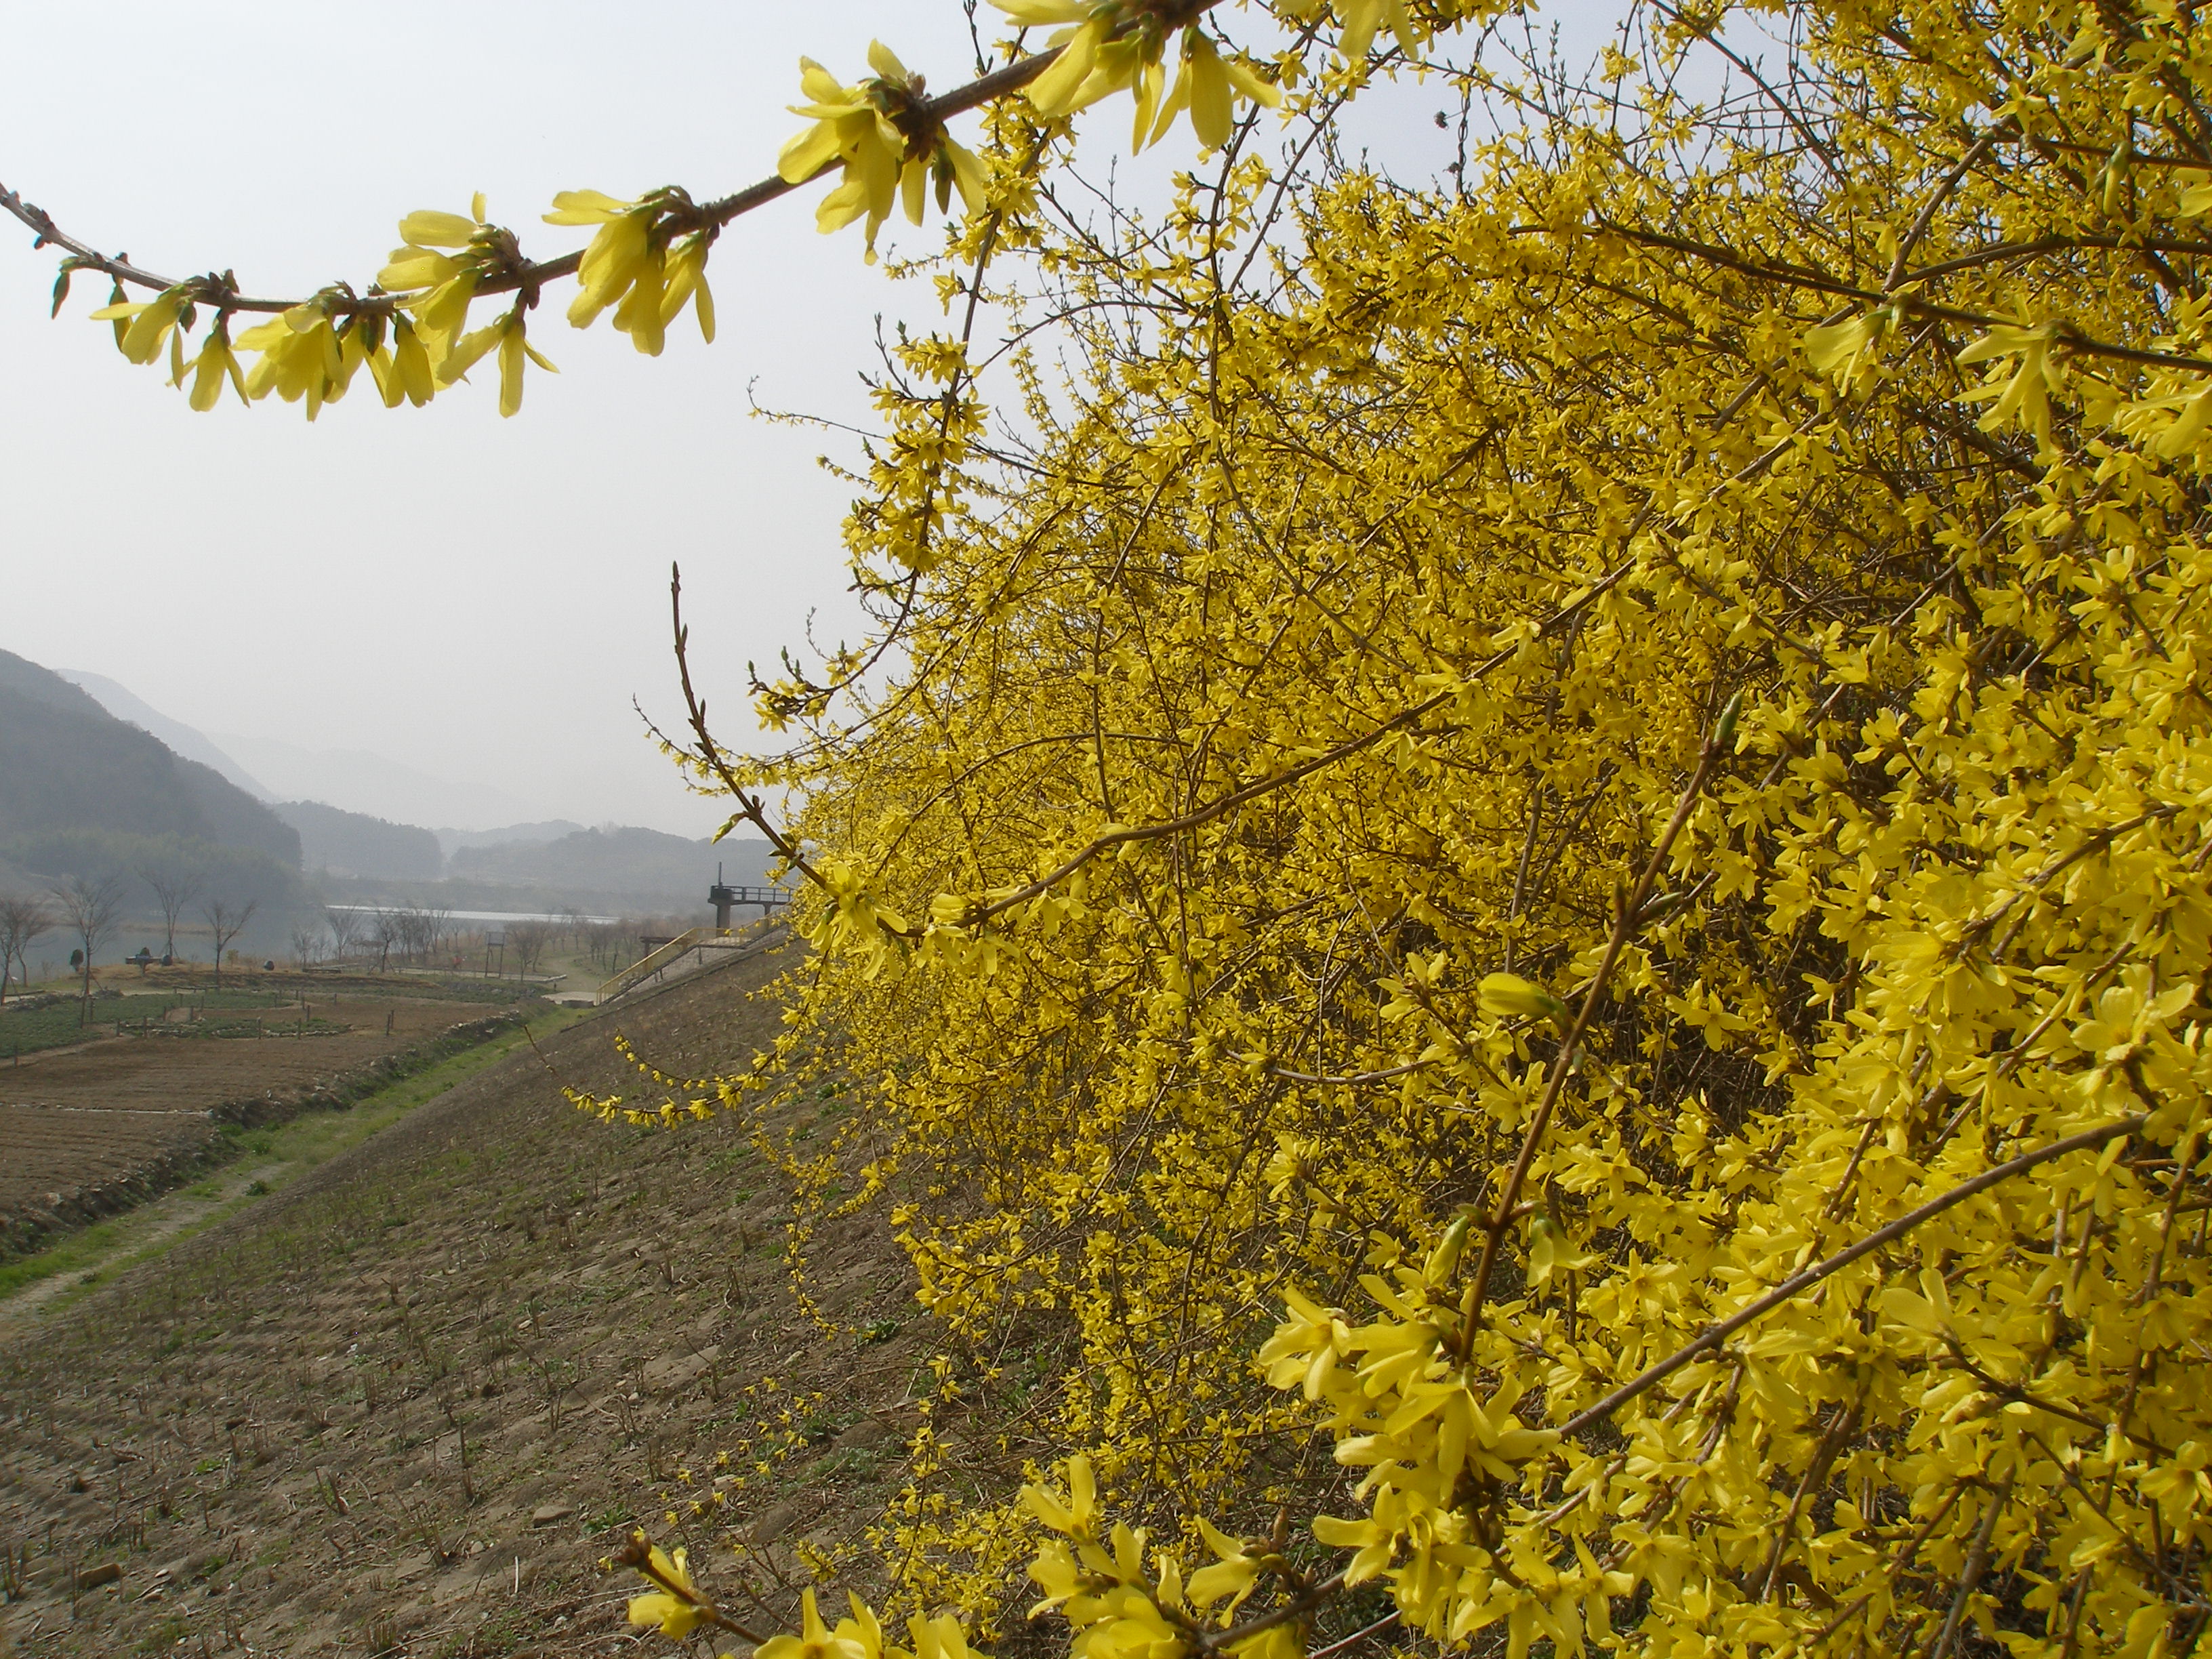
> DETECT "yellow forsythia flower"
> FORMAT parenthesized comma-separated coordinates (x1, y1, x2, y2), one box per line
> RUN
(625, 1542, 706, 1640)
(1185, 1518, 1263, 1614)
(1477, 972, 1567, 1021)
(180, 323, 247, 411)
(777, 45, 987, 262)
(753, 1589, 868, 1659)
(1002, 3, 1277, 152)
(434, 308, 554, 417)
(1017, 1451, 1101, 1538)
(88, 285, 188, 366)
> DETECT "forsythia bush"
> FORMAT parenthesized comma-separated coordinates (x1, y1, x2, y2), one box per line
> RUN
(15, 0, 2212, 1654)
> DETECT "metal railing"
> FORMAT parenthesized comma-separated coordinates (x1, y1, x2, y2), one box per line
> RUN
(712, 884, 790, 908)
(594, 920, 785, 1004)
(596, 929, 702, 1002)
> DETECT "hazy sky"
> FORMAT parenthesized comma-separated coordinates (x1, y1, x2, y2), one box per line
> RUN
(0, 2, 1619, 836)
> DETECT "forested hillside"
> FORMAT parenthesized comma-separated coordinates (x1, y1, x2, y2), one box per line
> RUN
(447, 825, 773, 903)
(276, 799, 443, 880)
(0, 649, 298, 865)
(1, 649, 304, 923)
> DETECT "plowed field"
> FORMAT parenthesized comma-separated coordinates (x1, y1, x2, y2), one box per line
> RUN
(0, 998, 508, 1223)
(0, 943, 945, 1659)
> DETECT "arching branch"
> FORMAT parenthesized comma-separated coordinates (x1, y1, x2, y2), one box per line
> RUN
(1, 3, 1226, 321)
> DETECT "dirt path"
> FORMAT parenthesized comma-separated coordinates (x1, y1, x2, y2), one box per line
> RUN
(0, 1160, 268, 1326)
(0, 1013, 560, 1330)
(0, 1033, 117, 1066)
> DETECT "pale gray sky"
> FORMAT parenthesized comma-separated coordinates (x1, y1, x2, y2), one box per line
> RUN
(0, 2, 1619, 835)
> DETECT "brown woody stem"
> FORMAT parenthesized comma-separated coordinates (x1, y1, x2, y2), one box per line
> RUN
(1558, 1115, 2147, 1435)
(1, 2, 1223, 319)
(1455, 696, 1736, 1360)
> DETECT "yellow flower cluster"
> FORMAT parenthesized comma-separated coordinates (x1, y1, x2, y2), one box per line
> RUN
(27, 0, 2212, 1653)
(563, 1031, 732, 1126)
(778, 44, 990, 263)
(734, 1587, 974, 1659)
(705, 0, 2212, 1646)
(58, 0, 1493, 419)
(1262, 1260, 1609, 1656)
(1019, 1456, 1296, 1659)
(545, 188, 718, 354)
(87, 195, 558, 417)
(999, 3, 1282, 150)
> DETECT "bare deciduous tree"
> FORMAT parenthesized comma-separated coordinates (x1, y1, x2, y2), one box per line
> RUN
(508, 919, 553, 980)
(368, 908, 398, 973)
(386, 904, 457, 968)
(53, 875, 124, 1023)
(0, 893, 56, 1006)
(583, 918, 628, 972)
(141, 863, 201, 960)
(325, 906, 364, 964)
(289, 921, 325, 969)
(392, 905, 428, 966)
(423, 905, 454, 966)
(202, 897, 258, 989)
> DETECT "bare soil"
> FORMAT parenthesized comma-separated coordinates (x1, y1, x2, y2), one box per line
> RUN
(0, 999, 497, 1223)
(0, 944, 939, 1659)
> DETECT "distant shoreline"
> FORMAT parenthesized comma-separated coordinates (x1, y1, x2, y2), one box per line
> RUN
(322, 903, 623, 925)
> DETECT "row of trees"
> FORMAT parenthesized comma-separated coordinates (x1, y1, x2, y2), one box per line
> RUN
(134, 860, 259, 982)
(0, 887, 642, 1001)
(322, 902, 453, 970)
(312, 905, 607, 977)
(575, 915, 651, 973)
(0, 876, 259, 1013)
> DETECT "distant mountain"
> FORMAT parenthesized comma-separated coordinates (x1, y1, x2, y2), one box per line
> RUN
(447, 827, 775, 903)
(0, 649, 300, 868)
(435, 820, 585, 861)
(54, 672, 537, 834)
(61, 670, 275, 800)
(277, 801, 443, 880)
(209, 732, 537, 832)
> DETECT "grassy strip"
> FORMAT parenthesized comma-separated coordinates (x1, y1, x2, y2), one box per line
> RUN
(0, 1008, 579, 1307)
(0, 1217, 136, 1301)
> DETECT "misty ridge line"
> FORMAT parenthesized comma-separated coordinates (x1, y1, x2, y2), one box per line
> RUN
(56, 665, 766, 878)
(3, 649, 775, 962)
(62, 666, 544, 836)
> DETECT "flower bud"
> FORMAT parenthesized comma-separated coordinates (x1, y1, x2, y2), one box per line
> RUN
(1478, 972, 1567, 1022)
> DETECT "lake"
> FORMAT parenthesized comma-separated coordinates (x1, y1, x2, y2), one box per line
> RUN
(323, 905, 629, 925)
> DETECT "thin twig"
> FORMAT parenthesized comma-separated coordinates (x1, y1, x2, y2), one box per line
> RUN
(1927, 1479, 2011, 1659)
(1307, 1610, 1401, 1659)
(615, 1534, 770, 1647)
(1457, 691, 1738, 1357)
(1199, 1569, 1347, 1652)
(1576, 220, 2212, 375)
(1884, 121, 2017, 290)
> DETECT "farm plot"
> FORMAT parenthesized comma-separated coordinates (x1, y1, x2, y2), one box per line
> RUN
(0, 989, 306, 1061)
(0, 943, 941, 1659)
(0, 997, 520, 1231)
